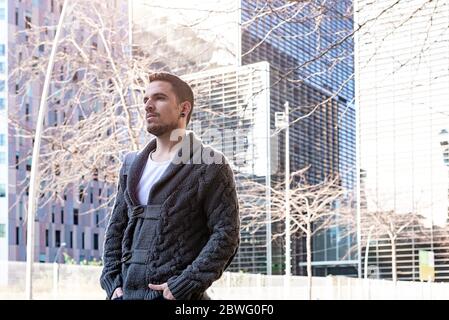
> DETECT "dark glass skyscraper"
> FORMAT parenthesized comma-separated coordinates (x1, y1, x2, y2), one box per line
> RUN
(240, 0, 357, 275)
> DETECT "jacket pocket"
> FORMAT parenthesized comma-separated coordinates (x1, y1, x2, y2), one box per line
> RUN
(122, 249, 148, 290)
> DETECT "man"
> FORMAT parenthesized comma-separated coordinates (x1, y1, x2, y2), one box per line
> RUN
(100, 72, 240, 300)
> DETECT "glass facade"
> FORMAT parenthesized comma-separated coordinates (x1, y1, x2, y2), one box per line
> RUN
(241, 0, 357, 275)
(357, 0, 449, 280)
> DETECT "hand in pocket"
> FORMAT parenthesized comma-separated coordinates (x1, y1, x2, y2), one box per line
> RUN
(111, 287, 123, 300)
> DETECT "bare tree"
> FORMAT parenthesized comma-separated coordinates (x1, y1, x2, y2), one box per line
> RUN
(338, 193, 427, 283)
(8, 0, 227, 219)
(363, 210, 425, 283)
(10, 1, 139, 216)
(240, 166, 347, 299)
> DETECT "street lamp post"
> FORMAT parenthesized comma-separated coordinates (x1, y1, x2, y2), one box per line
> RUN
(275, 101, 291, 282)
(25, 0, 71, 300)
(284, 102, 291, 277)
(53, 242, 66, 299)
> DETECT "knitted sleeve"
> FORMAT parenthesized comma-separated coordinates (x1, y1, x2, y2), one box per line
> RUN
(99, 164, 129, 299)
(167, 163, 240, 300)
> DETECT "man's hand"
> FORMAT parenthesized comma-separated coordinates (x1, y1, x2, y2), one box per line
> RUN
(111, 287, 123, 300)
(148, 282, 176, 300)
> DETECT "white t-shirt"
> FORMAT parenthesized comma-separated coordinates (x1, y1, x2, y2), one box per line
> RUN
(136, 152, 171, 205)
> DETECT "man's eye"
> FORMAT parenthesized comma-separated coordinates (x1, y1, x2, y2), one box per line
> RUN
(143, 98, 148, 104)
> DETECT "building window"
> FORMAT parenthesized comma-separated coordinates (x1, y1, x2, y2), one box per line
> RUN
(18, 201, 24, 222)
(79, 186, 84, 202)
(81, 232, 85, 249)
(90, 191, 93, 204)
(95, 213, 99, 227)
(93, 233, 99, 250)
(15, 154, 19, 169)
(0, 224, 5, 238)
(61, 209, 64, 224)
(0, 98, 4, 110)
(15, 8, 18, 26)
(45, 229, 49, 247)
(44, 18, 49, 35)
(25, 14, 31, 29)
(69, 231, 73, 249)
(0, 44, 4, 56)
(0, 61, 5, 73)
(0, 152, 5, 164)
(0, 8, 5, 20)
(73, 208, 78, 225)
(55, 230, 60, 247)
(0, 80, 4, 91)
(52, 211, 55, 223)
(0, 134, 5, 146)
(16, 227, 19, 245)
(0, 184, 5, 197)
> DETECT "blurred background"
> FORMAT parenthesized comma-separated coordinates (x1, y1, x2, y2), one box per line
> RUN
(0, 0, 448, 299)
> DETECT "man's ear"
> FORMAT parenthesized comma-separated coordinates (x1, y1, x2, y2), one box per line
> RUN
(180, 101, 192, 118)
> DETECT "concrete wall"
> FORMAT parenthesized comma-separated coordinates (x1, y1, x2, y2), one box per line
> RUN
(1, 261, 447, 300)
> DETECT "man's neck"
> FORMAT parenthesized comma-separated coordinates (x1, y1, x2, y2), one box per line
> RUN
(152, 129, 186, 162)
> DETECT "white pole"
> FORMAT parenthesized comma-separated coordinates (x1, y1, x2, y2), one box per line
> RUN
(284, 101, 291, 277)
(265, 65, 272, 275)
(25, 0, 70, 300)
(364, 226, 374, 279)
(353, 0, 362, 279)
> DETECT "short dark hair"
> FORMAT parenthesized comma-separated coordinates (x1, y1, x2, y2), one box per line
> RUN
(149, 72, 194, 125)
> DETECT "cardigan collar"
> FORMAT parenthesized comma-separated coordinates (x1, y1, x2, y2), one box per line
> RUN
(126, 130, 203, 206)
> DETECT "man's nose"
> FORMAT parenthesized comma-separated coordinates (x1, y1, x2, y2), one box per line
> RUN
(145, 101, 155, 112)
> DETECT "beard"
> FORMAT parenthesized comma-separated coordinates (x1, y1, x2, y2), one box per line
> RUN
(146, 119, 179, 137)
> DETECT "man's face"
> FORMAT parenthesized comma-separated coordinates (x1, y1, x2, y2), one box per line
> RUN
(143, 81, 182, 137)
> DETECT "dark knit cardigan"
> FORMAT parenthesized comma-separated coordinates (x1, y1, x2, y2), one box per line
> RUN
(100, 131, 240, 300)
